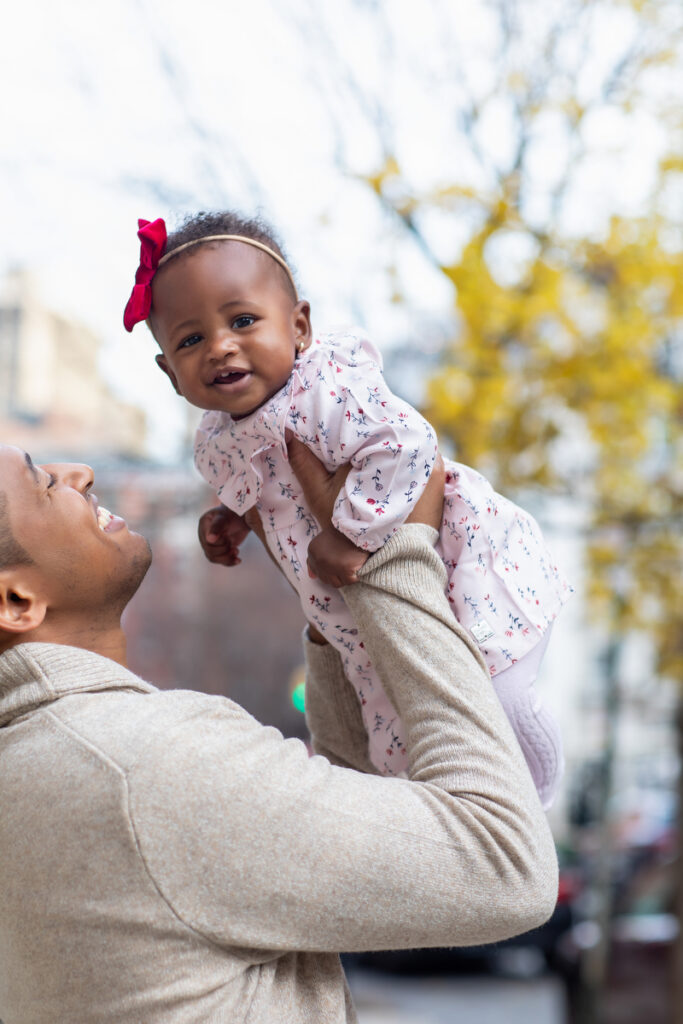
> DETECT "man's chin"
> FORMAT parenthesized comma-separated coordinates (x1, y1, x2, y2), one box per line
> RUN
(131, 537, 153, 587)
(113, 538, 153, 612)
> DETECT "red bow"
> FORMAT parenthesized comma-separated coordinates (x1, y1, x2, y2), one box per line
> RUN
(123, 218, 168, 332)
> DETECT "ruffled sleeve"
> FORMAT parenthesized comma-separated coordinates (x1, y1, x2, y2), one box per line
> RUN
(194, 393, 289, 514)
(289, 329, 439, 551)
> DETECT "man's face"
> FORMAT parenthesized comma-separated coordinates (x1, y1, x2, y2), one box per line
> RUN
(151, 241, 311, 419)
(0, 446, 151, 618)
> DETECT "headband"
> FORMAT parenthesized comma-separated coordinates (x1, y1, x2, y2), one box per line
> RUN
(123, 218, 298, 332)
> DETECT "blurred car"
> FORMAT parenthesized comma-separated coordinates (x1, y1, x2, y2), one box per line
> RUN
(555, 845, 678, 1024)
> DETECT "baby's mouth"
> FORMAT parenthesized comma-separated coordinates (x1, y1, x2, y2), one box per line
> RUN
(214, 370, 250, 385)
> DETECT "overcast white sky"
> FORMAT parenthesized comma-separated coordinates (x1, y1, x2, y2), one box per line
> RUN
(1, 0, 677, 458)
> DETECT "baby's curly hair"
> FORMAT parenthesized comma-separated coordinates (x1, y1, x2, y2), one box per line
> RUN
(162, 211, 298, 300)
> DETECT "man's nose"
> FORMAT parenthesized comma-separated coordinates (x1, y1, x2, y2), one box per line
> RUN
(42, 463, 95, 494)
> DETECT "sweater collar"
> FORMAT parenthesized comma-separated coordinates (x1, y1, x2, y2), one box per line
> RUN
(0, 643, 156, 727)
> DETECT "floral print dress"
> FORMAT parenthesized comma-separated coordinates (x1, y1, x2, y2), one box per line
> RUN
(195, 328, 572, 775)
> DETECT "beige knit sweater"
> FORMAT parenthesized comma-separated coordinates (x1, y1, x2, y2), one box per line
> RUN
(0, 526, 557, 1023)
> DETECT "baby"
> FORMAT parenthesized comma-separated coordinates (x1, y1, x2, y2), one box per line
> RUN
(123, 212, 571, 807)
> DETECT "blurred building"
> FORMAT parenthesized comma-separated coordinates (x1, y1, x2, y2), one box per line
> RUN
(0, 269, 145, 460)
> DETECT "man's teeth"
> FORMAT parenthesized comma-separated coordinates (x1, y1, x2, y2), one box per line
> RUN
(97, 507, 114, 531)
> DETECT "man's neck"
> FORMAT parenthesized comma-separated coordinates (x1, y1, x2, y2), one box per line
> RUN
(0, 623, 128, 667)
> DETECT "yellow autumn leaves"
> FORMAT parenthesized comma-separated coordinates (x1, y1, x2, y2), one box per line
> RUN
(361, 95, 681, 683)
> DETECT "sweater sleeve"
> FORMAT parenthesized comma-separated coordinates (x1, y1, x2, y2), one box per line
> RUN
(129, 525, 558, 955)
(290, 332, 439, 551)
(303, 632, 378, 774)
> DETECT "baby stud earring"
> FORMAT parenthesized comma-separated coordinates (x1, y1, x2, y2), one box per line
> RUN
(297, 339, 306, 352)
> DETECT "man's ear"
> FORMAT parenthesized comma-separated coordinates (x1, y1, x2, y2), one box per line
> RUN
(0, 574, 48, 635)
(293, 300, 312, 351)
(155, 354, 181, 395)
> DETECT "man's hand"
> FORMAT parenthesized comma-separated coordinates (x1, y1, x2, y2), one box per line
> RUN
(286, 440, 445, 642)
(198, 506, 251, 567)
(406, 454, 445, 528)
(286, 440, 352, 527)
(288, 439, 445, 533)
(307, 526, 370, 588)
(288, 442, 363, 586)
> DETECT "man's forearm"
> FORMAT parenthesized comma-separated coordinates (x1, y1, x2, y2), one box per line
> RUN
(338, 524, 559, 938)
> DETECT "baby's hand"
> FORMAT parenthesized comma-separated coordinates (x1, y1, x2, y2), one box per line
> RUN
(198, 506, 251, 567)
(307, 525, 369, 588)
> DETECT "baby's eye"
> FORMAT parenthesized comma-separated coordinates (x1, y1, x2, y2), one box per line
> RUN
(232, 315, 255, 329)
(178, 334, 202, 350)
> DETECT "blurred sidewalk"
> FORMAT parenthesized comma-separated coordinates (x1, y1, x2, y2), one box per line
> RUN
(349, 969, 567, 1024)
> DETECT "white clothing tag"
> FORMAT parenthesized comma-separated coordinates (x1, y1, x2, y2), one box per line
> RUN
(470, 620, 495, 645)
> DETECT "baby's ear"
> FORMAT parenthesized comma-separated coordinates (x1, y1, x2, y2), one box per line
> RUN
(293, 300, 312, 350)
(155, 354, 181, 395)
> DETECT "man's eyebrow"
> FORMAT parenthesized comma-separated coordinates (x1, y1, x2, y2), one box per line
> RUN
(23, 451, 40, 485)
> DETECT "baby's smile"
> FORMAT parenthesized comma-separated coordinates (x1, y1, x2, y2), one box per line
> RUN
(211, 369, 254, 396)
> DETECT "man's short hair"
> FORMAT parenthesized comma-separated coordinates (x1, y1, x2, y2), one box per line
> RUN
(0, 491, 33, 569)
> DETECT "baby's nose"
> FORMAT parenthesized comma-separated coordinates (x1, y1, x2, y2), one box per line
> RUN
(208, 331, 239, 357)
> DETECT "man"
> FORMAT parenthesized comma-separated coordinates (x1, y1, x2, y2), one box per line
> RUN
(0, 441, 557, 1023)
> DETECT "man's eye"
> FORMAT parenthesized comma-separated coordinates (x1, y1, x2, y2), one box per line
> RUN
(233, 315, 255, 329)
(178, 334, 202, 350)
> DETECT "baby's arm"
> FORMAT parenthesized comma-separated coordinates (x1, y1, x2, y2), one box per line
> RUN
(292, 334, 439, 573)
(198, 505, 251, 567)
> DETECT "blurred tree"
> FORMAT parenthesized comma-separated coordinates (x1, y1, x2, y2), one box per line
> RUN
(303, 0, 682, 1019)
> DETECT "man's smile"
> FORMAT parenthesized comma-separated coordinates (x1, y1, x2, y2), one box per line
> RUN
(96, 505, 126, 534)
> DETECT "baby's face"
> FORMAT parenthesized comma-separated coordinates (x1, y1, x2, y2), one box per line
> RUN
(151, 241, 311, 418)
